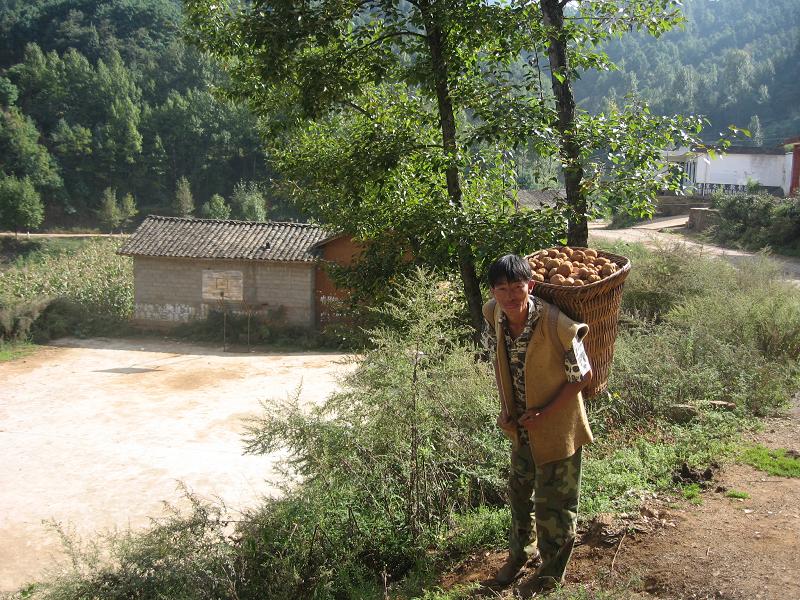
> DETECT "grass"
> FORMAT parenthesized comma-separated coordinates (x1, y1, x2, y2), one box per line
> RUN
(739, 445, 800, 478)
(725, 490, 750, 499)
(0, 339, 37, 362)
(682, 483, 703, 505)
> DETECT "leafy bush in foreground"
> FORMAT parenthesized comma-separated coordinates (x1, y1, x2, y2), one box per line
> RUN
(13, 248, 799, 599)
(238, 269, 505, 595)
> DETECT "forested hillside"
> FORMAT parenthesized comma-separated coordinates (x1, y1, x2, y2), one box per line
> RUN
(575, 0, 800, 147)
(0, 0, 292, 230)
(0, 0, 796, 231)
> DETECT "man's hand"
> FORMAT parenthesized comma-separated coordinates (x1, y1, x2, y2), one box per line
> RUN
(518, 408, 543, 429)
(496, 411, 517, 435)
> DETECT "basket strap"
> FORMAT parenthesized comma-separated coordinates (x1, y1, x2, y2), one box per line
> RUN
(547, 302, 564, 352)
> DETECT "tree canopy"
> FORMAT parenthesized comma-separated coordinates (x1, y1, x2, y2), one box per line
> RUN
(184, 0, 707, 332)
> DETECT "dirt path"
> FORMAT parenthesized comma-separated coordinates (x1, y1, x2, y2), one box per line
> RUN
(588, 218, 800, 285)
(0, 338, 353, 593)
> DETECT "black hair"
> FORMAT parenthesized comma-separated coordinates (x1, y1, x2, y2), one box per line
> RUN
(487, 254, 532, 287)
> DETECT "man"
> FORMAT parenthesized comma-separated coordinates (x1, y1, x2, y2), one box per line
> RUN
(482, 254, 593, 590)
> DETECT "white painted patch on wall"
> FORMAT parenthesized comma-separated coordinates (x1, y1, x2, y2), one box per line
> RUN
(134, 302, 209, 322)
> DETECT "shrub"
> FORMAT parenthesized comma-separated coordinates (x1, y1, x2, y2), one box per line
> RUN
(240, 269, 507, 593)
(597, 240, 737, 321)
(711, 192, 800, 254)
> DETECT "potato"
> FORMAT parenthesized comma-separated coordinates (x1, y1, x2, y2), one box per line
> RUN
(584, 249, 598, 258)
(545, 258, 561, 270)
(577, 267, 590, 279)
(550, 273, 566, 285)
(573, 278, 585, 286)
(587, 274, 601, 283)
(556, 262, 573, 277)
(536, 267, 548, 276)
(532, 272, 545, 282)
(548, 267, 558, 278)
(547, 249, 559, 258)
(571, 250, 585, 262)
(595, 257, 610, 266)
(557, 252, 569, 260)
(564, 277, 575, 286)
(600, 263, 616, 277)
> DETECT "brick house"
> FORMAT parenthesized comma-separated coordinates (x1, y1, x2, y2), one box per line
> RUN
(118, 216, 361, 329)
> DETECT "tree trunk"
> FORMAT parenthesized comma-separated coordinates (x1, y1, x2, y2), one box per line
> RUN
(419, 1, 485, 339)
(540, 0, 588, 247)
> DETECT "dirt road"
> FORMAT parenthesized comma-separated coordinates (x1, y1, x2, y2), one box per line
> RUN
(589, 218, 800, 285)
(0, 338, 352, 593)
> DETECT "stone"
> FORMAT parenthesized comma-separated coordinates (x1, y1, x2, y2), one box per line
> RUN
(667, 403, 701, 424)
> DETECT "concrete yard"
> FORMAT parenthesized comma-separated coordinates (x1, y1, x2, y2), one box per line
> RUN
(0, 337, 352, 592)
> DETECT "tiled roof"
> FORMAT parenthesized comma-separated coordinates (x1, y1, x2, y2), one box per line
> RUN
(515, 189, 566, 210)
(118, 216, 330, 262)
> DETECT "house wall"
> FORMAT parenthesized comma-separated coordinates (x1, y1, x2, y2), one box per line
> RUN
(787, 148, 799, 196)
(694, 152, 787, 190)
(133, 256, 316, 328)
(314, 235, 363, 325)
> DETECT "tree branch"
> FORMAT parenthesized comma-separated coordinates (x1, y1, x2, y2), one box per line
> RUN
(347, 30, 427, 57)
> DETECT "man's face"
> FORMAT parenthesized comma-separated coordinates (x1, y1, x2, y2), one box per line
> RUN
(491, 277, 533, 317)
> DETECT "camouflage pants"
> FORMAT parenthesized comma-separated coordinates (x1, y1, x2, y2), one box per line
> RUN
(508, 443, 582, 582)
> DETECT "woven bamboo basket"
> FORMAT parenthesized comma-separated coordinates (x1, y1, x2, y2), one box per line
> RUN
(526, 248, 631, 399)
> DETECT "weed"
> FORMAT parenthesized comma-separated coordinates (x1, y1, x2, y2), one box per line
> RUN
(441, 507, 509, 558)
(682, 483, 703, 504)
(725, 490, 750, 499)
(711, 193, 800, 255)
(739, 445, 800, 478)
(0, 339, 36, 362)
(411, 583, 480, 600)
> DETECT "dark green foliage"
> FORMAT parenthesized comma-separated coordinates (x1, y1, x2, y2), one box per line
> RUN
(575, 0, 800, 142)
(0, 106, 62, 193)
(0, 174, 44, 231)
(711, 193, 800, 255)
(199, 193, 230, 220)
(173, 175, 194, 217)
(0, 1, 272, 228)
(0, 76, 18, 106)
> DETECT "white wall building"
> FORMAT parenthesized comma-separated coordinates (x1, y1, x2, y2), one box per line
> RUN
(665, 146, 794, 196)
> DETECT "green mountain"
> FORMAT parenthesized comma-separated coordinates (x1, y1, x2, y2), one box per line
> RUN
(575, 0, 800, 146)
(0, 0, 287, 229)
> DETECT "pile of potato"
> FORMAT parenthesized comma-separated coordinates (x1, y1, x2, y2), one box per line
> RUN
(527, 247, 620, 286)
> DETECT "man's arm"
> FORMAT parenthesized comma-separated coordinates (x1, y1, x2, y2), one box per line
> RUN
(482, 315, 516, 434)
